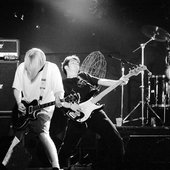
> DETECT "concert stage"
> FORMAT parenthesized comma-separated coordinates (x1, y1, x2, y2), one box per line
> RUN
(0, 112, 170, 170)
(17, 126, 169, 170)
(26, 125, 170, 170)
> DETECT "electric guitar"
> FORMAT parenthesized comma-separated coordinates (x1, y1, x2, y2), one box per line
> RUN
(66, 65, 147, 122)
(12, 92, 79, 130)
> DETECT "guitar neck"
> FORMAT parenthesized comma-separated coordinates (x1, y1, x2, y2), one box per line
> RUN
(32, 92, 79, 111)
(34, 101, 55, 111)
(91, 73, 132, 104)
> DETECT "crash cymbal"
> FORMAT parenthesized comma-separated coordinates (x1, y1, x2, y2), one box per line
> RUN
(142, 25, 170, 42)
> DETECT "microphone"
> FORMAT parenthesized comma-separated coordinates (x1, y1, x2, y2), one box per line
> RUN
(108, 55, 138, 67)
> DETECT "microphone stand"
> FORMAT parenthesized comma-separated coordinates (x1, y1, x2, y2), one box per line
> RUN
(120, 61, 125, 121)
(108, 55, 137, 123)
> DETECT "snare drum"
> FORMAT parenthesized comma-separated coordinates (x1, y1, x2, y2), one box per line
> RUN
(148, 75, 170, 107)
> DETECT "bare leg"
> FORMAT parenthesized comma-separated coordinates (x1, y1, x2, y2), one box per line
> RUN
(39, 132, 60, 169)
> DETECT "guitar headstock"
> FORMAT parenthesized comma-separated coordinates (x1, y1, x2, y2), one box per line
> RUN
(129, 65, 147, 76)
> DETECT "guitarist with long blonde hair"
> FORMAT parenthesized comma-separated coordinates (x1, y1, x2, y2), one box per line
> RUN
(2, 48, 75, 170)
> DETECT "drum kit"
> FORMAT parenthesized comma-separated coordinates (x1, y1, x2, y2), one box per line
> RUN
(143, 25, 170, 105)
(145, 26, 170, 126)
(123, 25, 170, 126)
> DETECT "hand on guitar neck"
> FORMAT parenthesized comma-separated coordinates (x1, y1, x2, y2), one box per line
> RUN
(119, 76, 129, 85)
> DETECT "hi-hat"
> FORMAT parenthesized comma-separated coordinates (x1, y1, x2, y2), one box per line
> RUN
(142, 25, 170, 42)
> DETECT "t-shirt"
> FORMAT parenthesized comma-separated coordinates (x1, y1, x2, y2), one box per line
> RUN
(12, 61, 64, 117)
(63, 72, 99, 103)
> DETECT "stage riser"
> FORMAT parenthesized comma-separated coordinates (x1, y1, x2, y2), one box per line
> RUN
(124, 136, 170, 170)
(1, 135, 170, 170)
(1, 124, 170, 170)
(17, 135, 170, 169)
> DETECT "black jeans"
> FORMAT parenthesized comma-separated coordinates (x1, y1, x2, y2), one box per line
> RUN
(58, 110, 125, 170)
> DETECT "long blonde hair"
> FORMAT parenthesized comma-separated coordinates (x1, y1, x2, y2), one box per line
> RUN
(24, 48, 46, 80)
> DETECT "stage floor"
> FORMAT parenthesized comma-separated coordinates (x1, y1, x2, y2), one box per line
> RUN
(1, 114, 170, 170)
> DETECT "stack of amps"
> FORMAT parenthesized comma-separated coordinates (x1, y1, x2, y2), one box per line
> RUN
(0, 39, 19, 138)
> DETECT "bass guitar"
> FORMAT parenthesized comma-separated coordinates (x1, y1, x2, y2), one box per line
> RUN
(66, 65, 147, 122)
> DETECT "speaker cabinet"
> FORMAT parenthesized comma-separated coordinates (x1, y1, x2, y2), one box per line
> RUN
(0, 61, 19, 111)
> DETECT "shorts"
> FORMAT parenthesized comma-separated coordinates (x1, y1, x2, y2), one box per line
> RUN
(29, 113, 51, 134)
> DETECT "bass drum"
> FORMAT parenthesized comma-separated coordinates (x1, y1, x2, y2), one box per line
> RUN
(148, 75, 170, 107)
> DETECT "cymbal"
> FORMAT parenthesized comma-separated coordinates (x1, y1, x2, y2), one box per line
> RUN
(142, 25, 170, 42)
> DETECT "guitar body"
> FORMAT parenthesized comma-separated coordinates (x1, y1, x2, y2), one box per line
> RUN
(67, 98, 104, 123)
(12, 100, 39, 130)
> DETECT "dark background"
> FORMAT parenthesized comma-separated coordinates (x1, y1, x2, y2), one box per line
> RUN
(0, 1, 170, 169)
(0, 0, 170, 124)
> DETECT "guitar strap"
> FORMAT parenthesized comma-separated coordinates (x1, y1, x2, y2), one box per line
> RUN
(39, 62, 48, 102)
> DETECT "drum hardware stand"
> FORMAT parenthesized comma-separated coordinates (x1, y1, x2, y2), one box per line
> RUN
(123, 35, 156, 126)
(162, 91, 170, 125)
(120, 61, 125, 121)
(145, 98, 164, 126)
(145, 74, 165, 126)
(123, 97, 164, 125)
